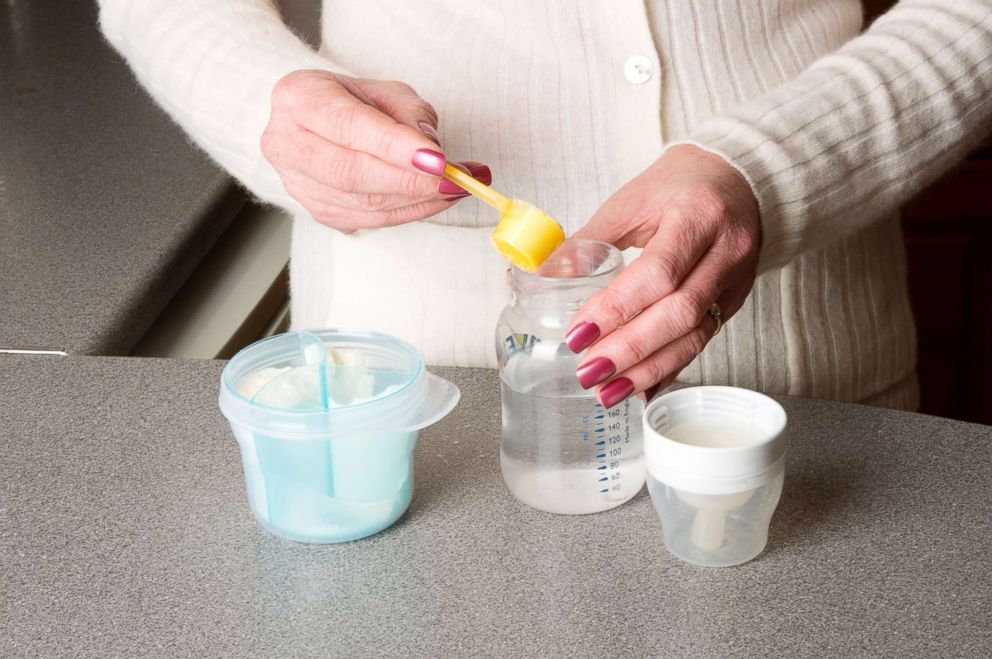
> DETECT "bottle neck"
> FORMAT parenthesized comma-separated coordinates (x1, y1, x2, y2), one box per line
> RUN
(508, 239, 624, 307)
(510, 282, 599, 310)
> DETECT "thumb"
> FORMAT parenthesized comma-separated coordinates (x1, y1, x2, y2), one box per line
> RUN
(575, 169, 668, 249)
(361, 79, 440, 145)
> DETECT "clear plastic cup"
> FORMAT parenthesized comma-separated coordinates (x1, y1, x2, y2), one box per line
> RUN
(643, 386, 787, 567)
(218, 329, 459, 543)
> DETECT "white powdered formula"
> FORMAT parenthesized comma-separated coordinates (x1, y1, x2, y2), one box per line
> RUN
(236, 347, 399, 409)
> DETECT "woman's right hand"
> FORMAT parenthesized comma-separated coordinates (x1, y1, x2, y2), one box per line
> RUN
(261, 69, 490, 231)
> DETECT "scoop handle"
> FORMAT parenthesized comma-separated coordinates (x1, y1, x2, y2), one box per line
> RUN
(442, 163, 511, 213)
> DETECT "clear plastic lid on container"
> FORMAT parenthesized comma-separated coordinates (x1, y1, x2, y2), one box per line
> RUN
(218, 329, 460, 439)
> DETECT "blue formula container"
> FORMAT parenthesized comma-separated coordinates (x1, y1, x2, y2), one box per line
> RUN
(218, 329, 460, 543)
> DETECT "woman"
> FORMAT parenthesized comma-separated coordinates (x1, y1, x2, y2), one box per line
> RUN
(100, 0, 992, 410)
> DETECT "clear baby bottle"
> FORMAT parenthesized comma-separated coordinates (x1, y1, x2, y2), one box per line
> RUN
(496, 239, 646, 514)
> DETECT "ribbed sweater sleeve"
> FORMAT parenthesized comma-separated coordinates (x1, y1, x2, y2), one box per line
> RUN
(672, 0, 992, 272)
(98, 0, 346, 216)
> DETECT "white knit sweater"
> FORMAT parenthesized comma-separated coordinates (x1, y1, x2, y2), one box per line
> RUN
(100, 0, 992, 409)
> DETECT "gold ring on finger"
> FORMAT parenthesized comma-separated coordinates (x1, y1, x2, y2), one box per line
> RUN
(707, 303, 723, 337)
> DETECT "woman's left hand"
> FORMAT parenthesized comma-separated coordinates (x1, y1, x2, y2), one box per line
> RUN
(565, 145, 761, 408)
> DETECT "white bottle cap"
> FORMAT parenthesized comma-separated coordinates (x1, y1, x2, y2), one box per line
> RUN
(643, 386, 787, 495)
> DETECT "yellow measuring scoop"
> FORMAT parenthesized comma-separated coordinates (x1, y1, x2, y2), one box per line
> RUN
(442, 164, 565, 272)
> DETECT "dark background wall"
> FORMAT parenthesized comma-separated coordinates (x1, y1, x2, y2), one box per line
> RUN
(865, 0, 992, 423)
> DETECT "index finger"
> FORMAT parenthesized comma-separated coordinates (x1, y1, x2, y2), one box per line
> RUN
(295, 91, 438, 172)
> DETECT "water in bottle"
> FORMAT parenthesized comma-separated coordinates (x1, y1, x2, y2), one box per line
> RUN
(495, 240, 645, 514)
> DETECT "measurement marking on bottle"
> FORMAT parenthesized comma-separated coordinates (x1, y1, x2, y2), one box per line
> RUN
(603, 400, 631, 498)
(593, 402, 617, 498)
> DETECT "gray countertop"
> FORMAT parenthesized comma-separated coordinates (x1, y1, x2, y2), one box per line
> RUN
(0, 1, 243, 355)
(1, 355, 989, 657)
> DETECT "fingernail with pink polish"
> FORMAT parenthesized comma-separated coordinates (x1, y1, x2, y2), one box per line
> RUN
(418, 121, 440, 144)
(439, 179, 464, 195)
(600, 377, 635, 409)
(411, 148, 446, 176)
(565, 321, 600, 353)
(462, 162, 492, 185)
(438, 162, 492, 194)
(576, 356, 616, 389)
